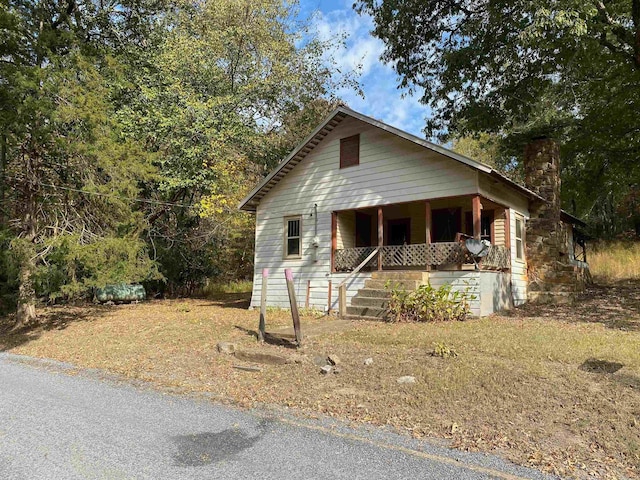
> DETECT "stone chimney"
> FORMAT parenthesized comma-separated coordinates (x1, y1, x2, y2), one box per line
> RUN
(523, 138, 582, 303)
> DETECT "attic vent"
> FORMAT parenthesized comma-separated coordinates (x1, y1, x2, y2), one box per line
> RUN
(340, 134, 360, 168)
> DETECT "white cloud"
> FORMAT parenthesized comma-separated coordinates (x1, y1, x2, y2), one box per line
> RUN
(302, 1, 433, 138)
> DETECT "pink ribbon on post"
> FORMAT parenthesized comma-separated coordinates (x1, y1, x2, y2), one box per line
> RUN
(284, 268, 293, 281)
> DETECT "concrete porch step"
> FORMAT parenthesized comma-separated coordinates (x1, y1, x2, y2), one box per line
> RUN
(371, 271, 429, 281)
(356, 288, 392, 298)
(364, 279, 421, 290)
(351, 296, 390, 308)
(346, 305, 390, 319)
(344, 314, 387, 321)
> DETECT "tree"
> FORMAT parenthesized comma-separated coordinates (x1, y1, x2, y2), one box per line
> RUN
(356, 0, 640, 234)
(0, 0, 164, 326)
(0, 0, 355, 319)
(117, 0, 347, 293)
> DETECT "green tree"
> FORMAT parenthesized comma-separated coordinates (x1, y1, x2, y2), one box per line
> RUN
(356, 0, 640, 234)
(0, 0, 163, 326)
(117, 0, 348, 292)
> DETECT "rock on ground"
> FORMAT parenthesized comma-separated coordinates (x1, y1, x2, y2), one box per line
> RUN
(396, 376, 416, 384)
(217, 342, 236, 354)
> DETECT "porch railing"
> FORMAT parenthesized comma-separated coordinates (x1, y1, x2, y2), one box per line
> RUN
(335, 243, 510, 271)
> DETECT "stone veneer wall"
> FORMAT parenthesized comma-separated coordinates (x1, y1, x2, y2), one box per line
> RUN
(524, 138, 585, 303)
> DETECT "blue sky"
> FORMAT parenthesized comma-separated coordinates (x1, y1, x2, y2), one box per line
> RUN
(298, 0, 432, 138)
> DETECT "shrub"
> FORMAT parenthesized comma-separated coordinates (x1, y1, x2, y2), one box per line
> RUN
(385, 281, 472, 322)
(431, 342, 458, 358)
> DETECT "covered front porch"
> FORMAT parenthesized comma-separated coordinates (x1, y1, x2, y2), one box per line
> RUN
(331, 195, 512, 273)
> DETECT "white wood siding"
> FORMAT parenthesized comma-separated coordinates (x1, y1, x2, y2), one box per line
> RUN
(337, 210, 355, 249)
(250, 117, 530, 310)
(494, 215, 505, 246)
(250, 117, 481, 309)
(510, 209, 528, 306)
(478, 175, 529, 306)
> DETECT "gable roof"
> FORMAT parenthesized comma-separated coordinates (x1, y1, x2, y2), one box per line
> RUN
(238, 106, 585, 227)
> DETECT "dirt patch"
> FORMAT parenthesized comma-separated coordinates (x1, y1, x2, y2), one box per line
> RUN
(579, 358, 624, 374)
(508, 282, 640, 332)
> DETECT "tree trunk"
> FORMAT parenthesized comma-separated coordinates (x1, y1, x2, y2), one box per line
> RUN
(14, 255, 37, 329)
(0, 131, 6, 224)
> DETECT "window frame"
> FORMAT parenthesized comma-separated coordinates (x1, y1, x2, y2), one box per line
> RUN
(514, 214, 525, 262)
(339, 134, 360, 169)
(283, 215, 303, 260)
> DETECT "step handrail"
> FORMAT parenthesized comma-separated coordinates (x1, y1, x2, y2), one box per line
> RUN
(338, 246, 380, 317)
(338, 246, 380, 287)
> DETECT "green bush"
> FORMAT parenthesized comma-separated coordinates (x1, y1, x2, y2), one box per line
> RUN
(385, 281, 473, 322)
(431, 342, 459, 358)
(0, 229, 19, 314)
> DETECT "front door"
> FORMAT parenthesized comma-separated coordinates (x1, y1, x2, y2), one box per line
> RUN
(355, 212, 372, 247)
(387, 218, 411, 245)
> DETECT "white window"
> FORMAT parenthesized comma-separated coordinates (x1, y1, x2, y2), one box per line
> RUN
(284, 216, 302, 259)
(515, 215, 524, 261)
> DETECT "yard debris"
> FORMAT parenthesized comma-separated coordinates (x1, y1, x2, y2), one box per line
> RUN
(396, 375, 416, 384)
(234, 350, 288, 365)
(327, 354, 341, 366)
(363, 357, 373, 365)
(320, 365, 332, 374)
(232, 364, 262, 373)
(313, 355, 329, 367)
(216, 342, 236, 354)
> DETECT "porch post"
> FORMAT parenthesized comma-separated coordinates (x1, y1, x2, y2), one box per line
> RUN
(472, 195, 482, 239)
(425, 200, 432, 244)
(504, 208, 511, 249)
(331, 211, 337, 273)
(425, 200, 432, 271)
(377, 206, 383, 271)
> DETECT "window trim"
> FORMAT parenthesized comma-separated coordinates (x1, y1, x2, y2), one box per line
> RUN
(514, 214, 525, 262)
(339, 134, 360, 169)
(283, 215, 302, 260)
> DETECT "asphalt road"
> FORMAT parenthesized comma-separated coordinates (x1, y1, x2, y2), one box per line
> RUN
(0, 353, 556, 480)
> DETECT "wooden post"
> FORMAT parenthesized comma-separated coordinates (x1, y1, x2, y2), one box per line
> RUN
(339, 284, 347, 318)
(504, 208, 511, 249)
(327, 280, 332, 313)
(258, 268, 268, 342)
(284, 269, 302, 346)
(331, 211, 337, 273)
(472, 195, 482, 239)
(305, 280, 311, 308)
(425, 200, 432, 244)
(425, 200, 432, 271)
(377, 206, 383, 271)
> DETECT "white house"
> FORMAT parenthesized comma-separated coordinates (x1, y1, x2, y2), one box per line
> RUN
(239, 106, 587, 318)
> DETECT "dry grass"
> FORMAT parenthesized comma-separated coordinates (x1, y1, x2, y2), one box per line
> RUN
(590, 241, 640, 283)
(1, 287, 640, 479)
(202, 279, 253, 296)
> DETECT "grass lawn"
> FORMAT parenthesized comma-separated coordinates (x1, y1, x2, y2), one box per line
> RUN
(1, 286, 639, 479)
